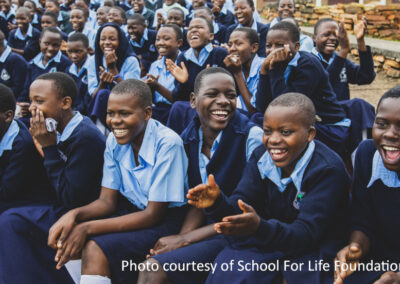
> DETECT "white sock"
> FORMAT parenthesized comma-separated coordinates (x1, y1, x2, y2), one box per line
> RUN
(80, 275, 111, 284)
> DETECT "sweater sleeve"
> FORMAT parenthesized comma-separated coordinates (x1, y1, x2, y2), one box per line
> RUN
(346, 46, 376, 85)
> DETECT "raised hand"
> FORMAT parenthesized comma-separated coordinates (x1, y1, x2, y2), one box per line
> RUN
(223, 54, 242, 74)
(334, 242, 363, 284)
(99, 66, 115, 84)
(269, 44, 292, 69)
(211, 5, 220, 17)
(354, 16, 367, 41)
(338, 19, 350, 52)
(165, 59, 189, 83)
(187, 174, 220, 208)
(29, 108, 57, 148)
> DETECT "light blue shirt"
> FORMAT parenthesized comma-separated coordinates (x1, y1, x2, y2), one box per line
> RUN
(31, 50, 62, 69)
(299, 33, 314, 53)
(269, 17, 280, 28)
(57, 111, 83, 143)
(184, 43, 213, 67)
(284, 51, 300, 85)
(212, 21, 219, 35)
(15, 24, 33, 40)
(238, 18, 257, 31)
(198, 125, 263, 184)
(101, 118, 188, 209)
(0, 9, 15, 21)
(87, 55, 140, 95)
(367, 150, 400, 188)
(257, 140, 315, 192)
(68, 56, 90, 78)
(127, 6, 148, 16)
(0, 46, 12, 62)
(130, 28, 148, 48)
(69, 26, 97, 49)
(0, 120, 19, 157)
(32, 13, 39, 24)
(57, 11, 63, 22)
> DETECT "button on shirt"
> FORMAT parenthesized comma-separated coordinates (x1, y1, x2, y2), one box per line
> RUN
(367, 150, 400, 188)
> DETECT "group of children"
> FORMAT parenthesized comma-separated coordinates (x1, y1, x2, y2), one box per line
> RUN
(0, 0, 398, 283)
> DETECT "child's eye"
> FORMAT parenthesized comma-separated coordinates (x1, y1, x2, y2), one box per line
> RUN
(226, 93, 237, 100)
(263, 129, 271, 135)
(281, 129, 293, 136)
(106, 111, 114, 117)
(375, 121, 387, 128)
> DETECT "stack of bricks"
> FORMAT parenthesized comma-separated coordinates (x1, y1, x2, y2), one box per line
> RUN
(350, 49, 400, 78)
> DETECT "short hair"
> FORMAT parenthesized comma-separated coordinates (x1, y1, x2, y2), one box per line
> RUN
(159, 24, 183, 41)
(190, 16, 213, 34)
(232, 27, 259, 44)
(314, 18, 336, 35)
(76, 0, 90, 7)
(195, 6, 213, 16)
(128, 14, 146, 25)
(68, 32, 89, 48)
(40, 26, 63, 40)
(168, 7, 185, 19)
(42, 11, 58, 23)
(194, 67, 235, 95)
(277, 0, 295, 7)
(36, 72, 77, 103)
(71, 7, 89, 20)
(110, 7, 127, 23)
(16, 7, 31, 17)
(24, 0, 37, 9)
(46, 0, 60, 8)
(269, 20, 299, 42)
(111, 79, 152, 108)
(377, 86, 400, 112)
(235, 0, 254, 9)
(0, 84, 16, 113)
(268, 93, 316, 126)
(281, 17, 299, 29)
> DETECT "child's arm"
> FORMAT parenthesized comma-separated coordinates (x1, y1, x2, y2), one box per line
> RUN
(145, 74, 174, 103)
(255, 56, 273, 112)
(166, 58, 189, 84)
(10, 47, 24, 55)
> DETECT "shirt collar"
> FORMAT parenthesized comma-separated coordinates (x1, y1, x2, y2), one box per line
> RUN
(367, 150, 400, 188)
(213, 21, 219, 34)
(32, 50, 62, 69)
(311, 47, 336, 65)
(57, 111, 83, 143)
(131, 28, 149, 47)
(57, 12, 63, 21)
(270, 17, 280, 28)
(0, 46, 12, 62)
(184, 43, 213, 66)
(32, 13, 39, 24)
(0, 120, 19, 157)
(15, 24, 33, 40)
(248, 54, 262, 79)
(198, 126, 223, 159)
(238, 19, 257, 31)
(68, 56, 89, 77)
(257, 140, 315, 192)
(284, 52, 300, 84)
(0, 9, 15, 20)
(220, 5, 227, 15)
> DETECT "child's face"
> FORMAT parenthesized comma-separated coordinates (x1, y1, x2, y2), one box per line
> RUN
(212, 0, 225, 8)
(131, 0, 144, 13)
(74, 0, 89, 11)
(45, 1, 59, 13)
(23, 1, 35, 15)
(166, 10, 184, 27)
(127, 19, 145, 40)
(29, 79, 64, 121)
(187, 18, 212, 50)
(192, 0, 206, 9)
(99, 26, 119, 54)
(155, 27, 180, 57)
(266, 30, 299, 57)
(40, 31, 62, 61)
(191, 73, 237, 132)
(313, 21, 338, 56)
(263, 105, 315, 177)
(108, 8, 124, 26)
(96, 7, 109, 26)
(278, 0, 295, 19)
(373, 97, 400, 173)
(41, 15, 57, 28)
(164, 0, 176, 6)
(228, 30, 257, 64)
(106, 92, 151, 145)
(234, 0, 253, 27)
(0, 0, 10, 13)
(67, 40, 88, 65)
(16, 11, 31, 31)
(70, 9, 86, 31)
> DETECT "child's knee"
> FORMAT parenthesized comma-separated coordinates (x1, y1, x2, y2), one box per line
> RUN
(82, 240, 107, 268)
(137, 258, 169, 284)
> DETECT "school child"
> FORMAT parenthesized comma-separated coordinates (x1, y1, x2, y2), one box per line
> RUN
(0, 83, 54, 212)
(312, 18, 375, 101)
(7, 7, 41, 61)
(18, 27, 71, 103)
(281, 17, 313, 53)
(68, 7, 96, 49)
(66, 32, 91, 115)
(74, 0, 97, 31)
(0, 30, 28, 101)
(153, 0, 188, 29)
(23, 0, 42, 30)
(117, 0, 131, 11)
(165, 7, 189, 51)
(0, 72, 106, 283)
(269, 0, 295, 27)
(186, 92, 350, 283)
(145, 24, 182, 124)
(87, 22, 140, 132)
(333, 86, 400, 284)
(126, 0, 155, 27)
(185, 0, 211, 26)
(256, 21, 350, 158)
(138, 67, 263, 284)
(224, 27, 263, 113)
(194, 6, 227, 46)
(127, 14, 157, 76)
(0, 0, 16, 38)
(145, 0, 162, 12)
(107, 6, 128, 35)
(225, 0, 269, 57)
(47, 79, 188, 284)
(41, 11, 69, 41)
(95, 5, 111, 30)
(212, 0, 235, 28)
(44, 0, 73, 33)
(60, 0, 73, 11)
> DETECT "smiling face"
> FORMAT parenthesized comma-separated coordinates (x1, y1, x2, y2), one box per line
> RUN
(41, 15, 57, 28)
(107, 8, 125, 25)
(313, 21, 339, 57)
(15, 10, 31, 31)
(106, 92, 151, 145)
(127, 18, 145, 41)
(278, 0, 295, 19)
(70, 9, 86, 32)
(131, 0, 144, 13)
(40, 31, 62, 62)
(96, 7, 109, 26)
(228, 30, 257, 65)
(373, 97, 400, 173)
(266, 29, 299, 58)
(45, 1, 59, 13)
(166, 10, 184, 27)
(0, 0, 10, 14)
(234, 0, 254, 27)
(67, 40, 88, 66)
(263, 105, 315, 178)
(99, 26, 119, 55)
(191, 72, 237, 133)
(187, 18, 213, 50)
(155, 26, 181, 57)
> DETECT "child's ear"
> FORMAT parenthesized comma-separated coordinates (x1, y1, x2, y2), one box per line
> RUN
(189, 92, 197, 109)
(209, 32, 214, 42)
(61, 96, 73, 110)
(4, 110, 14, 123)
(307, 126, 316, 142)
(177, 38, 183, 48)
(251, 42, 259, 54)
(144, 106, 152, 120)
(294, 41, 300, 53)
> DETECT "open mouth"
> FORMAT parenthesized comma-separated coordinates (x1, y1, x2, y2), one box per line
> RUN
(103, 47, 115, 53)
(324, 42, 337, 52)
(381, 145, 400, 163)
(157, 46, 168, 53)
(113, 128, 129, 138)
(210, 110, 229, 121)
(269, 148, 288, 161)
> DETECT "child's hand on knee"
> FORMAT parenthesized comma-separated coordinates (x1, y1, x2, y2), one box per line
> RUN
(187, 174, 220, 208)
(334, 242, 363, 284)
(148, 234, 189, 257)
(214, 200, 260, 236)
(374, 271, 400, 284)
(48, 210, 78, 250)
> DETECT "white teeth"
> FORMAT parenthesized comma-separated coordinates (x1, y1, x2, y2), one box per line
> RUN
(211, 110, 228, 116)
(113, 129, 128, 137)
(383, 146, 400, 151)
(270, 149, 286, 154)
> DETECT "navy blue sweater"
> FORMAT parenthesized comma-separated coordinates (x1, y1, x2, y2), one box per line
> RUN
(180, 29, 190, 51)
(215, 10, 235, 28)
(0, 15, 15, 39)
(128, 28, 158, 73)
(0, 120, 54, 202)
(7, 27, 41, 61)
(350, 139, 400, 262)
(206, 140, 350, 256)
(256, 51, 346, 124)
(66, 64, 91, 115)
(213, 22, 227, 46)
(172, 46, 228, 101)
(41, 116, 105, 209)
(0, 50, 28, 100)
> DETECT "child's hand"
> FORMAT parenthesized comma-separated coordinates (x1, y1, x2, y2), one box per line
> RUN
(105, 51, 118, 70)
(156, 12, 165, 29)
(211, 5, 220, 17)
(7, 22, 17, 30)
(374, 271, 400, 284)
(32, 136, 44, 158)
(187, 174, 220, 208)
(354, 16, 367, 41)
(147, 234, 188, 257)
(17, 102, 30, 117)
(165, 59, 189, 83)
(334, 242, 363, 284)
(60, 40, 67, 52)
(48, 210, 78, 250)
(99, 66, 115, 84)
(260, 56, 272, 75)
(220, 43, 229, 50)
(338, 19, 350, 54)
(145, 74, 159, 89)
(214, 199, 260, 236)
(223, 54, 242, 74)
(29, 108, 57, 148)
(269, 44, 292, 70)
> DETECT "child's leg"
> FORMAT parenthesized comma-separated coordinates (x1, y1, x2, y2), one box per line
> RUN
(80, 240, 112, 284)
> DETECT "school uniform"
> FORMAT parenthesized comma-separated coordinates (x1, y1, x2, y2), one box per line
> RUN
(57, 10, 73, 34)
(60, 2, 72, 11)
(154, 112, 263, 284)
(184, 2, 213, 26)
(180, 28, 190, 51)
(204, 140, 350, 283)
(117, 0, 131, 11)
(214, 5, 235, 28)
(68, 26, 97, 49)
(0, 9, 15, 38)
(126, 7, 155, 27)
(86, 9, 97, 31)
(0, 46, 28, 100)
(90, 118, 188, 284)
(0, 113, 106, 284)
(225, 20, 269, 57)
(66, 56, 91, 115)
(311, 47, 376, 101)
(212, 20, 226, 46)
(340, 140, 400, 283)
(128, 27, 158, 73)
(7, 23, 41, 61)
(256, 51, 350, 158)
(31, 12, 42, 30)
(152, 3, 189, 28)
(299, 33, 313, 53)
(145, 0, 163, 12)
